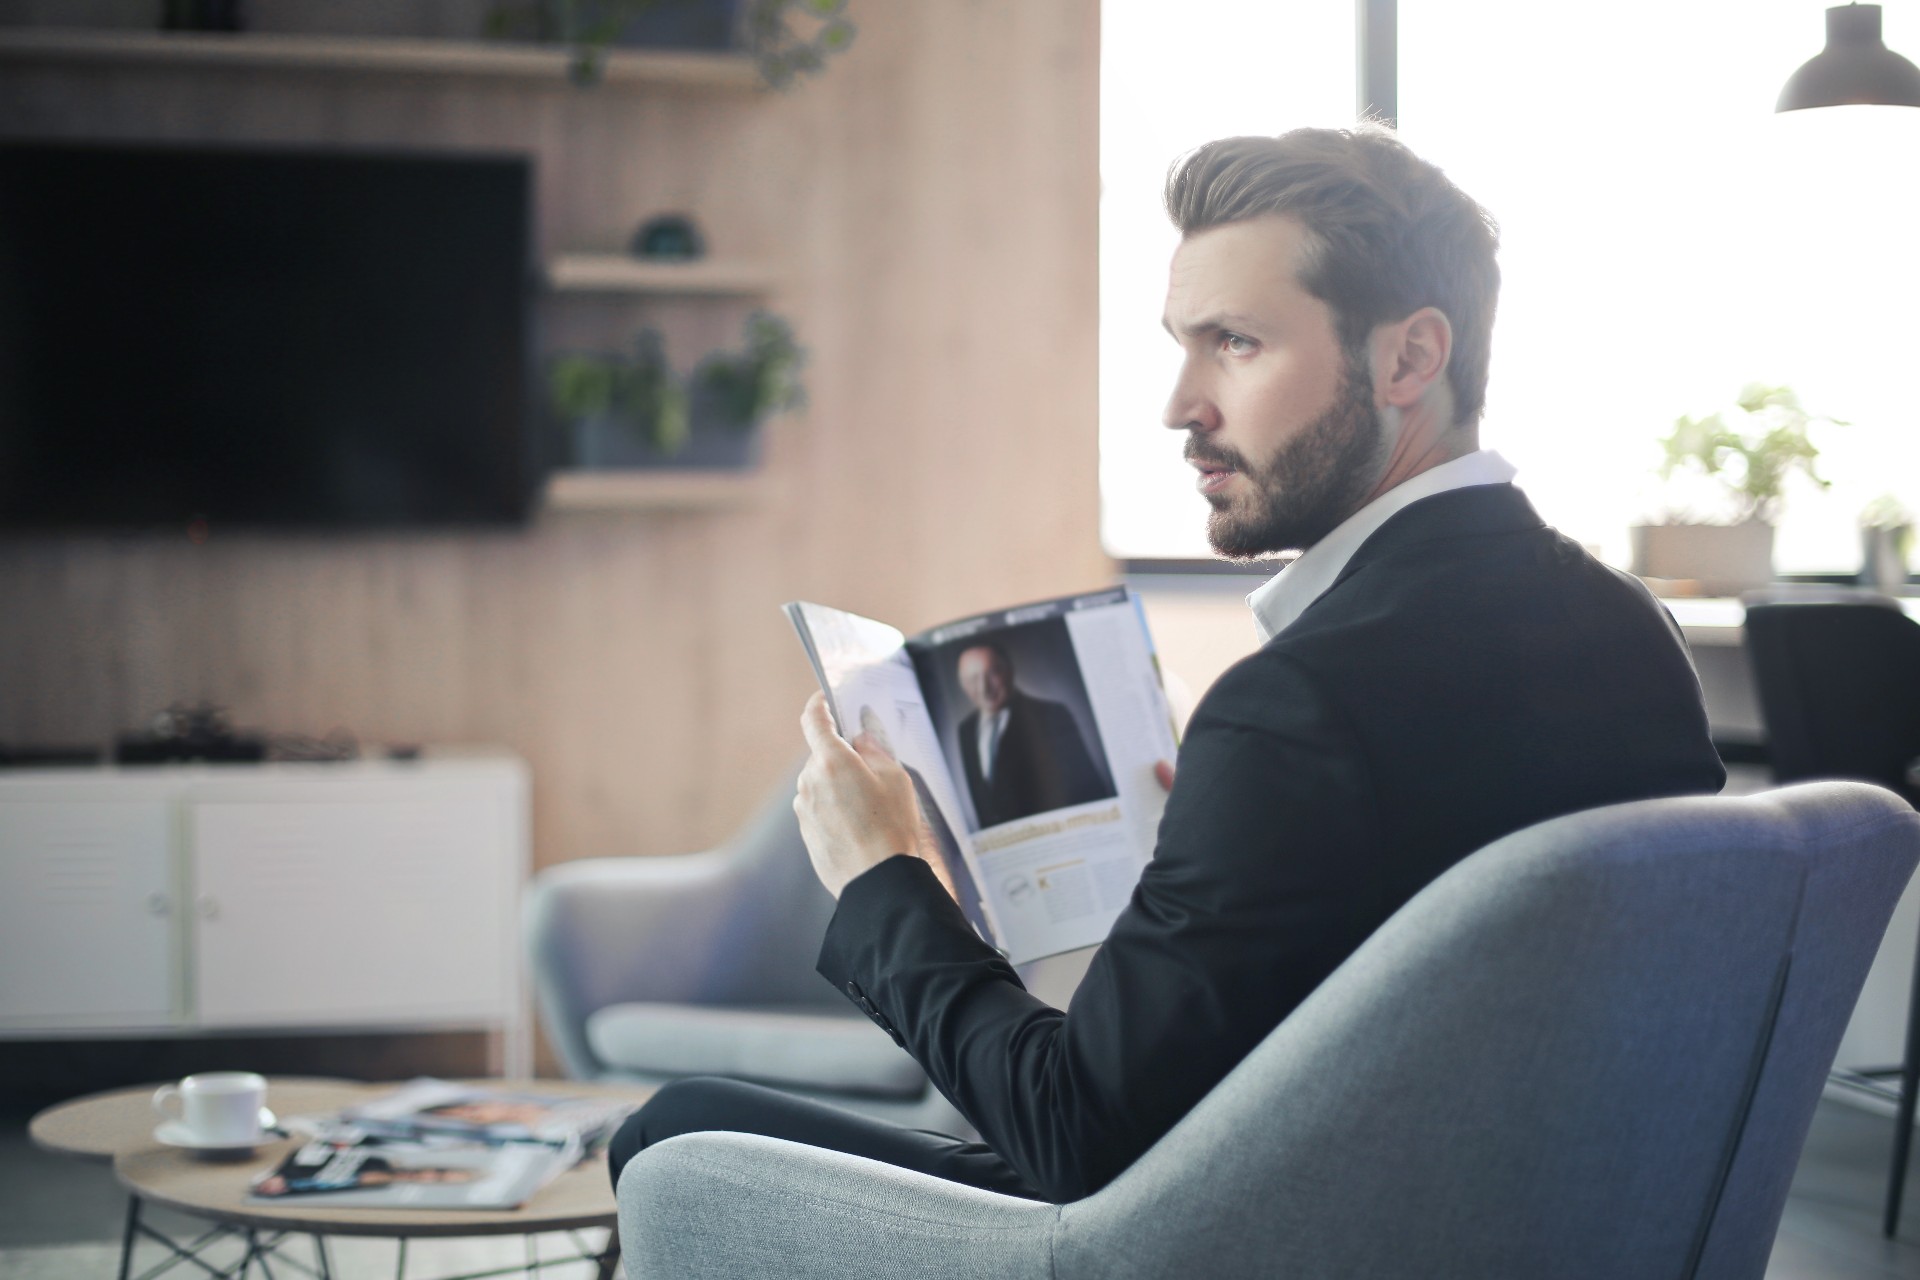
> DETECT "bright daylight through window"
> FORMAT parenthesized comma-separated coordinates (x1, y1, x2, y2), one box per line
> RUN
(1101, 0, 1920, 574)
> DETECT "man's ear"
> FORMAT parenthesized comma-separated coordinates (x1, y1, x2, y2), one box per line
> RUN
(1372, 307, 1453, 411)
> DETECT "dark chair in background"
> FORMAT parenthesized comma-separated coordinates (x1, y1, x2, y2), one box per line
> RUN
(1744, 597, 1920, 1235)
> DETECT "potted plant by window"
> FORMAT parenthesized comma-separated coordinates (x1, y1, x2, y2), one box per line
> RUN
(1860, 494, 1914, 594)
(1631, 383, 1841, 595)
(549, 311, 805, 470)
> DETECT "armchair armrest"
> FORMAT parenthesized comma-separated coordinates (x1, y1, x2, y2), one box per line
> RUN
(618, 1132, 1058, 1280)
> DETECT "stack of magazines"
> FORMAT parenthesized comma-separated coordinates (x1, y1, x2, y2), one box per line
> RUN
(247, 1078, 635, 1210)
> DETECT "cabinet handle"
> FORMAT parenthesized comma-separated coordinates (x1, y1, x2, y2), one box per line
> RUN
(147, 893, 170, 917)
(198, 895, 220, 920)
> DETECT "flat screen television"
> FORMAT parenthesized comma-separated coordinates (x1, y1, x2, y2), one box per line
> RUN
(0, 141, 538, 531)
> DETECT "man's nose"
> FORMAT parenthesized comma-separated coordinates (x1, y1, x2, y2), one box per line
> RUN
(1163, 360, 1217, 433)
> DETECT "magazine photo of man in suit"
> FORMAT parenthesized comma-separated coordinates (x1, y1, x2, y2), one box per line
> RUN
(952, 640, 1112, 829)
(610, 124, 1726, 1208)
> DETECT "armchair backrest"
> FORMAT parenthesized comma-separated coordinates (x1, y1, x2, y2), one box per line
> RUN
(526, 765, 841, 1078)
(1745, 599, 1920, 799)
(1058, 784, 1919, 1280)
(702, 767, 845, 1009)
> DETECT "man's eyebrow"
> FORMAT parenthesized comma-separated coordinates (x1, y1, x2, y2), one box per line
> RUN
(1161, 312, 1264, 340)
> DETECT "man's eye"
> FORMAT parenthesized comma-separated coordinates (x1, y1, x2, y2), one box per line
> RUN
(1220, 333, 1254, 355)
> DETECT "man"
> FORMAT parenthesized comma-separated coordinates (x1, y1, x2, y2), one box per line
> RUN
(609, 126, 1725, 1204)
(953, 641, 1109, 828)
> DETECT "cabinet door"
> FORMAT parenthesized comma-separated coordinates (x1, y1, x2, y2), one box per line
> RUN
(188, 796, 512, 1028)
(0, 801, 175, 1026)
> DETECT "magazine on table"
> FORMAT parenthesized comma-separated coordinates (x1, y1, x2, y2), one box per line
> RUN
(784, 586, 1179, 966)
(247, 1079, 634, 1210)
(335, 1077, 632, 1149)
(247, 1128, 579, 1210)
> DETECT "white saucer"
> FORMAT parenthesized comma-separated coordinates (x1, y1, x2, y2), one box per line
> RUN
(154, 1108, 279, 1155)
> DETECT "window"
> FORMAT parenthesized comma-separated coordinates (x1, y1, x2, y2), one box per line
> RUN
(1102, 1, 1920, 573)
(1099, 0, 1355, 561)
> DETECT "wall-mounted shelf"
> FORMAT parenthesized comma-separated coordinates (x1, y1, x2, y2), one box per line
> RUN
(543, 469, 773, 513)
(545, 254, 777, 296)
(0, 28, 762, 92)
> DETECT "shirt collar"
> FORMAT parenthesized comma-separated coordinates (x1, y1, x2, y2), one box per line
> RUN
(1247, 449, 1518, 643)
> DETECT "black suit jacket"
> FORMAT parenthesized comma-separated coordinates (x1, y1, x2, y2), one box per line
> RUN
(819, 485, 1726, 1202)
(958, 690, 1110, 828)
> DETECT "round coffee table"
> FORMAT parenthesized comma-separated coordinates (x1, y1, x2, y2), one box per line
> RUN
(31, 1077, 653, 1280)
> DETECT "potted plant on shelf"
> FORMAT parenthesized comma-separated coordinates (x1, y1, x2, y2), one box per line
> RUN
(1630, 383, 1842, 595)
(549, 310, 805, 470)
(484, 0, 856, 87)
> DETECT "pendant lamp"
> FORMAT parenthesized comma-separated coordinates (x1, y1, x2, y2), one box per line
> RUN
(1777, 3, 1920, 111)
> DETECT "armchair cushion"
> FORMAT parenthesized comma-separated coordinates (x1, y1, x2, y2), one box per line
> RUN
(587, 1002, 929, 1099)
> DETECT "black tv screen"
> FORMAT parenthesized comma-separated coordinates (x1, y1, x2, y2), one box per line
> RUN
(0, 141, 537, 531)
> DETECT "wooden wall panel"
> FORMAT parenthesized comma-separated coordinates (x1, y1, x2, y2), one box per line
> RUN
(0, 0, 1110, 893)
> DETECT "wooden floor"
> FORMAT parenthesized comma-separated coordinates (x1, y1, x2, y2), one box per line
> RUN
(4, 1097, 1920, 1276)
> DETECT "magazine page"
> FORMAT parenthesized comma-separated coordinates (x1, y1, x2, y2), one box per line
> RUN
(908, 587, 1178, 965)
(337, 1077, 632, 1149)
(247, 1126, 578, 1210)
(784, 602, 998, 945)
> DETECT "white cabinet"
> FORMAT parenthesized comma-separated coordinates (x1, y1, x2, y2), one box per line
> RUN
(0, 756, 530, 1075)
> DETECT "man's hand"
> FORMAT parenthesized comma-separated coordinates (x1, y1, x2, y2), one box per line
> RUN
(795, 692, 924, 898)
(1153, 760, 1176, 792)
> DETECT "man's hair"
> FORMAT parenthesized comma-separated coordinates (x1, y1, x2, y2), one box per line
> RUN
(1164, 126, 1500, 427)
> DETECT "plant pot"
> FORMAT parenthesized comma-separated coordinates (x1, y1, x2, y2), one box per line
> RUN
(1861, 525, 1912, 594)
(567, 416, 761, 471)
(1629, 521, 1775, 596)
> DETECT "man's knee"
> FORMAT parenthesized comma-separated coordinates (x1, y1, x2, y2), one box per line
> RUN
(607, 1076, 747, 1195)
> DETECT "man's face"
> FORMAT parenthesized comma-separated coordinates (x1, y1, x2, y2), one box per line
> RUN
(957, 648, 1011, 716)
(1162, 215, 1389, 557)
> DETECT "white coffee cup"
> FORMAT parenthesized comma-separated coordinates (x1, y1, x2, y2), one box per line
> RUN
(152, 1072, 269, 1146)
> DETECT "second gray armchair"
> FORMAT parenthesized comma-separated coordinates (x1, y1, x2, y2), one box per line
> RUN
(524, 767, 966, 1130)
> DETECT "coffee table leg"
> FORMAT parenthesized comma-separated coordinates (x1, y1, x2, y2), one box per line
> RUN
(117, 1196, 142, 1280)
(593, 1231, 620, 1280)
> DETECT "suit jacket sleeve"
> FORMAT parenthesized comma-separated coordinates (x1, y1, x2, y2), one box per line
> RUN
(817, 652, 1379, 1202)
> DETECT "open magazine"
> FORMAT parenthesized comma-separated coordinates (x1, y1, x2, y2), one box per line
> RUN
(784, 587, 1179, 965)
(247, 1078, 634, 1210)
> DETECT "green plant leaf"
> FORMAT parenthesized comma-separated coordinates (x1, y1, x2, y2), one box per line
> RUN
(652, 381, 691, 453)
(549, 355, 617, 420)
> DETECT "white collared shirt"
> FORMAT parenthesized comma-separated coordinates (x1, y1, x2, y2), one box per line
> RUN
(976, 705, 1010, 780)
(1246, 450, 1518, 643)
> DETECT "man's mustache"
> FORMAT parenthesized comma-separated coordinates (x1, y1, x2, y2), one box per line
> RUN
(1183, 436, 1250, 473)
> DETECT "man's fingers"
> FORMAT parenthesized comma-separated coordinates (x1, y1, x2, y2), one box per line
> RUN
(850, 730, 901, 775)
(799, 691, 844, 754)
(1153, 759, 1176, 793)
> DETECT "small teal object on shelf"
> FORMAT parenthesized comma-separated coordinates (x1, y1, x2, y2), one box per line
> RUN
(631, 214, 705, 261)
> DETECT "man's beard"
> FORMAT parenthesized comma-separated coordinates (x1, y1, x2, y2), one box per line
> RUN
(1186, 356, 1388, 559)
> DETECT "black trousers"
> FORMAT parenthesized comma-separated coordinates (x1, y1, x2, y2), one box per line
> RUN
(606, 1077, 1042, 1201)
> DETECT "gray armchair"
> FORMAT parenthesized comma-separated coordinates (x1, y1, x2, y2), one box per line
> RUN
(618, 782, 1920, 1279)
(525, 766, 966, 1130)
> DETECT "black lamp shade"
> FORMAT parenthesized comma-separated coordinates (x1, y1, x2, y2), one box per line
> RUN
(1778, 4, 1920, 111)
